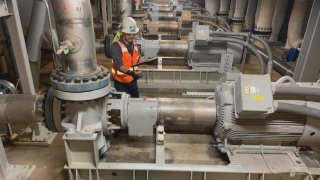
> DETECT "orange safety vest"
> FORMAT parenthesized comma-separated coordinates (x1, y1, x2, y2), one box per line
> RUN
(112, 40, 140, 83)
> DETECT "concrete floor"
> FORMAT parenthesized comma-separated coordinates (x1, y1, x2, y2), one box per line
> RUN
(4, 46, 295, 179)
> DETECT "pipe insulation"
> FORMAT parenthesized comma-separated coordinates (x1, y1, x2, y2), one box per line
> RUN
(285, 0, 310, 49)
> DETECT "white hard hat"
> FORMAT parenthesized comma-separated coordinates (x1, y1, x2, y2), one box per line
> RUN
(121, 17, 139, 34)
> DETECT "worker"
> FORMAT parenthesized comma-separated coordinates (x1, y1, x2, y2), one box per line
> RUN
(111, 17, 144, 98)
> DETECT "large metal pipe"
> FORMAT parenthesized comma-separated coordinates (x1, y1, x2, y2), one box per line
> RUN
(51, 0, 97, 75)
(158, 40, 189, 57)
(26, 0, 47, 63)
(285, 0, 310, 49)
(117, 0, 132, 22)
(158, 12, 175, 20)
(231, 0, 248, 32)
(205, 0, 220, 16)
(254, 0, 277, 40)
(0, 95, 43, 125)
(26, 0, 48, 90)
(157, 98, 216, 127)
(156, 21, 179, 33)
(270, 0, 289, 42)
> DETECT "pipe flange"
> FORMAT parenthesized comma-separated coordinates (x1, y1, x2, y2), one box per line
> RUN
(43, 88, 58, 132)
(50, 66, 110, 92)
(0, 80, 17, 94)
(53, 83, 112, 101)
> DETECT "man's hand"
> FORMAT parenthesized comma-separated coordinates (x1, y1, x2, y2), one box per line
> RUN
(139, 56, 146, 63)
(127, 70, 142, 80)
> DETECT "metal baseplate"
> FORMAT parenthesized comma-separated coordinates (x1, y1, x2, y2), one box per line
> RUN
(2, 164, 35, 180)
(12, 124, 57, 146)
(63, 133, 320, 180)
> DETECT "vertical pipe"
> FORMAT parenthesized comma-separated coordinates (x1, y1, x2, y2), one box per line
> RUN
(26, 0, 48, 91)
(205, 0, 220, 16)
(285, 0, 310, 49)
(133, 0, 142, 11)
(231, 0, 248, 32)
(244, 0, 258, 30)
(270, 0, 289, 42)
(51, 0, 97, 75)
(228, 0, 236, 20)
(217, 0, 231, 21)
(117, 0, 132, 23)
(254, 0, 277, 40)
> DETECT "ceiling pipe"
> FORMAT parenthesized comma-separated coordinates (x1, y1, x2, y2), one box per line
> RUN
(217, 0, 231, 21)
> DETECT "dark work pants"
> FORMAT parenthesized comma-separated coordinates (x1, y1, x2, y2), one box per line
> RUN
(113, 79, 140, 98)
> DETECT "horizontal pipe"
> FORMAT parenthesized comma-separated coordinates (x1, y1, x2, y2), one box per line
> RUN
(156, 21, 179, 32)
(157, 98, 217, 127)
(0, 95, 44, 124)
(158, 40, 189, 57)
(158, 12, 175, 20)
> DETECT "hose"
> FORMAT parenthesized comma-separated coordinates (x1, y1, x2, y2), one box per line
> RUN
(275, 76, 296, 85)
(276, 102, 320, 119)
(275, 86, 320, 97)
(209, 37, 265, 74)
(209, 31, 273, 74)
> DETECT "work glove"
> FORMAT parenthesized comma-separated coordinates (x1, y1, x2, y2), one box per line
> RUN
(127, 70, 142, 80)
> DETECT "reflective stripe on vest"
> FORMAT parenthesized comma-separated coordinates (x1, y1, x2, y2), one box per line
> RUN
(112, 41, 139, 83)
